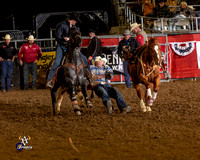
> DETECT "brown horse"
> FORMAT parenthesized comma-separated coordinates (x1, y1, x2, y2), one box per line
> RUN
(123, 38, 162, 112)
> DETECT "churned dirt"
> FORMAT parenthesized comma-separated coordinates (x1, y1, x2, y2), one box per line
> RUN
(0, 80, 200, 160)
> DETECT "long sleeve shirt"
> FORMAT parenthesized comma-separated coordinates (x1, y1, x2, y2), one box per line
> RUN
(86, 36, 102, 58)
(18, 43, 42, 63)
(88, 64, 113, 84)
(0, 43, 17, 60)
(118, 37, 140, 59)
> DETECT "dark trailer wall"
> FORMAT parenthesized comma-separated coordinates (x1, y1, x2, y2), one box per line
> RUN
(35, 11, 109, 38)
(0, 0, 113, 33)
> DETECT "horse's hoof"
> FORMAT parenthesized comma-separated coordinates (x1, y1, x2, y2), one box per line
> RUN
(87, 101, 93, 108)
(146, 106, 152, 112)
(56, 111, 61, 115)
(140, 107, 147, 112)
(75, 110, 81, 116)
(147, 99, 154, 106)
(91, 95, 95, 99)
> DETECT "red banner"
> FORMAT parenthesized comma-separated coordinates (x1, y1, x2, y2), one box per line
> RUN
(168, 33, 200, 79)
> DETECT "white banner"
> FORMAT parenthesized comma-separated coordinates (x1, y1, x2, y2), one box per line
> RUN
(170, 41, 195, 56)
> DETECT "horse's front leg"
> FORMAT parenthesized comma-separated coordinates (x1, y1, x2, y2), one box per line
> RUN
(139, 74, 153, 112)
(81, 79, 93, 108)
(70, 84, 82, 116)
(134, 83, 147, 112)
(149, 74, 160, 106)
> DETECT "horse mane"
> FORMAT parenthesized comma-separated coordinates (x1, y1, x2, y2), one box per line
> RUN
(64, 29, 82, 64)
(142, 37, 160, 66)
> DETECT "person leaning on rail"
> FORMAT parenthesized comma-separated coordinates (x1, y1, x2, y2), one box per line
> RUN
(173, 1, 195, 17)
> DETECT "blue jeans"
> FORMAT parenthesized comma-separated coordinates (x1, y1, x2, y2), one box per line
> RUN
(47, 44, 67, 82)
(1, 61, 13, 90)
(94, 84, 127, 111)
(24, 62, 37, 89)
(80, 53, 88, 67)
(123, 60, 131, 88)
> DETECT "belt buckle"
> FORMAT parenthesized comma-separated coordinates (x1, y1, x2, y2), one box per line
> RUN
(100, 81, 106, 84)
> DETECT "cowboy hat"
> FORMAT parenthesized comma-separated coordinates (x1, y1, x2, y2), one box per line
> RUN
(88, 29, 97, 34)
(123, 29, 131, 35)
(26, 35, 36, 41)
(94, 56, 102, 62)
(101, 57, 107, 64)
(130, 23, 141, 32)
(2, 34, 12, 40)
(67, 12, 81, 23)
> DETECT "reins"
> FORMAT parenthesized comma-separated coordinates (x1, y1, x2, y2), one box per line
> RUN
(137, 47, 160, 77)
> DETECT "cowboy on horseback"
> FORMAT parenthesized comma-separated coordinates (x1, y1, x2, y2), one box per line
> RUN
(51, 29, 93, 116)
(47, 12, 88, 88)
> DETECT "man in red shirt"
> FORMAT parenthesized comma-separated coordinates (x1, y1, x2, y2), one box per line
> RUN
(130, 23, 148, 45)
(18, 35, 42, 90)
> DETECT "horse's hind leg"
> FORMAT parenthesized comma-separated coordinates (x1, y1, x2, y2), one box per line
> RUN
(135, 84, 147, 112)
(51, 83, 60, 115)
(55, 87, 65, 114)
(51, 90, 57, 115)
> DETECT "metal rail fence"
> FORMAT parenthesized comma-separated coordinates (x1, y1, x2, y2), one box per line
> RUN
(0, 34, 170, 84)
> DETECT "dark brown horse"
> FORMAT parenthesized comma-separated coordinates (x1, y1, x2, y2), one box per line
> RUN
(123, 38, 162, 112)
(51, 29, 93, 115)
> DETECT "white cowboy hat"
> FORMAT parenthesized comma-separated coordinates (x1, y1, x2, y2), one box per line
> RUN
(130, 23, 141, 32)
(101, 58, 107, 64)
(94, 56, 102, 62)
(2, 34, 12, 40)
(26, 35, 36, 41)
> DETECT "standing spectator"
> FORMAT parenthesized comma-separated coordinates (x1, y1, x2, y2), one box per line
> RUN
(86, 29, 102, 64)
(88, 56, 132, 114)
(118, 30, 140, 88)
(18, 35, 42, 90)
(46, 13, 80, 88)
(0, 34, 16, 92)
(130, 23, 148, 45)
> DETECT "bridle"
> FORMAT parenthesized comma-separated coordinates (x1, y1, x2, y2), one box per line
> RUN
(138, 44, 162, 77)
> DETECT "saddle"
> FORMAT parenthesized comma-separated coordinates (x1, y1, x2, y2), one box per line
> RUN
(51, 60, 91, 86)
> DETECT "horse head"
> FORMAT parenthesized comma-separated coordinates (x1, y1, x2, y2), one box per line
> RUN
(67, 28, 82, 50)
(145, 37, 162, 66)
(122, 45, 133, 60)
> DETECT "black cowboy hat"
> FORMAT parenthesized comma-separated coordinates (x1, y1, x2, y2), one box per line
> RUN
(67, 12, 81, 23)
(88, 29, 97, 34)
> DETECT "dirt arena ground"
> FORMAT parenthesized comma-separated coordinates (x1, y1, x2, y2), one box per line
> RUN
(0, 80, 200, 160)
